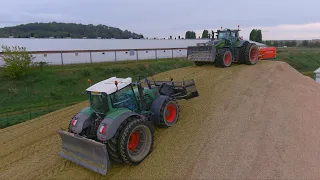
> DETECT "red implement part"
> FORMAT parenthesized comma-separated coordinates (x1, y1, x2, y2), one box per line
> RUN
(258, 47, 277, 60)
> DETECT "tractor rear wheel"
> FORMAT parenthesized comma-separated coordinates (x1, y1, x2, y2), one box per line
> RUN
(118, 117, 154, 165)
(216, 48, 233, 68)
(156, 98, 180, 128)
(241, 42, 259, 65)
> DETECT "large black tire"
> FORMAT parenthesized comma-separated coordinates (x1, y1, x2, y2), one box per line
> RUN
(156, 98, 180, 128)
(106, 118, 129, 164)
(240, 42, 259, 65)
(194, 61, 205, 66)
(118, 117, 154, 165)
(216, 48, 233, 68)
(106, 116, 154, 165)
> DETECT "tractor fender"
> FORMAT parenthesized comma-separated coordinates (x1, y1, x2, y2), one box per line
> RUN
(68, 110, 93, 134)
(150, 95, 170, 125)
(234, 40, 249, 48)
(96, 111, 143, 141)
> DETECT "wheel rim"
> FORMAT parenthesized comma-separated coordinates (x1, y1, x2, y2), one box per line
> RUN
(250, 47, 258, 62)
(165, 103, 177, 123)
(127, 125, 152, 161)
(224, 52, 231, 65)
(128, 130, 140, 151)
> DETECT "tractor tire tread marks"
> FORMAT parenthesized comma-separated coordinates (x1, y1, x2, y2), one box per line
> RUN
(118, 117, 155, 165)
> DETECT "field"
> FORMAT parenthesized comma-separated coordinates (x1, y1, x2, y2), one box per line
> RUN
(1, 60, 320, 179)
(272, 47, 320, 78)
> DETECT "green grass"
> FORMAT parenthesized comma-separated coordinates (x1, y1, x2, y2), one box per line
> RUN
(271, 47, 320, 78)
(0, 58, 193, 118)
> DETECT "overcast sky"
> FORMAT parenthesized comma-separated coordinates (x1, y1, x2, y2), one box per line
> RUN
(1, 0, 320, 40)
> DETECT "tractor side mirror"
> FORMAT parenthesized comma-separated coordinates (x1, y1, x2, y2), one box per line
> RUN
(82, 91, 87, 95)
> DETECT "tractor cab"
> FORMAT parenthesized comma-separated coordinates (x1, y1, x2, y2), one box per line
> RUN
(86, 77, 140, 115)
(215, 28, 241, 44)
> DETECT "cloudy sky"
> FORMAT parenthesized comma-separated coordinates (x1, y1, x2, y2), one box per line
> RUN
(1, 0, 320, 40)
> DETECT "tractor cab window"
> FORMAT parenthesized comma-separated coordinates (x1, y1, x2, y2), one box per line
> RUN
(90, 92, 109, 114)
(218, 32, 227, 39)
(231, 32, 236, 38)
(110, 85, 138, 111)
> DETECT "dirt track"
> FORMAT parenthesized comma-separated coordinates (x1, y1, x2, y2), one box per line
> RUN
(1, 61, 320, 179)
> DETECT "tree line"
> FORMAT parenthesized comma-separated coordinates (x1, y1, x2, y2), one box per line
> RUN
(184, 29, 264, 41)
(264, 40, 320, 47)
(0, 22, 144, 39)
(184, 30, 213, 39)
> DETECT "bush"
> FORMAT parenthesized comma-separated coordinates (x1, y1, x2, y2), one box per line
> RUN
(1, 45, 34, 79)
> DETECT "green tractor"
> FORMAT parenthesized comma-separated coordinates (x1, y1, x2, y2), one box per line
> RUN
(187, 27, 259, 67)
(56, 76, 199, 175)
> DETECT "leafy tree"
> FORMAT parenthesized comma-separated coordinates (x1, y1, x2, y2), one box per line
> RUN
(1, 45, 35, 79)
(273, 41, 279, 47)
(302, 40, 309, 47)
(249, 29, 262, 42)
(265, 40, 272, 46)
(201, 30, 209, 39)
(256, 30, 262, 43)
(249, 29, 257, 41)
(290, 40, 297, 47)
(278, 41, 284, 47)
(285, 41, 291, 47)
(185, 31, 196, 39)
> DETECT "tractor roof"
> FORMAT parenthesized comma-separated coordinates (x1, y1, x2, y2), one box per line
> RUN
(86, 77, 132, 94)
(217, 29, 240, 32)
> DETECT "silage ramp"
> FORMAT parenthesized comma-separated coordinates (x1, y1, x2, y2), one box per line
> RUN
(2, 61, 320, 179)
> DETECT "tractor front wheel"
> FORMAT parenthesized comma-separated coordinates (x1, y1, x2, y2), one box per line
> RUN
(118, 117, 154, 165)
(216, 48, 233, 68)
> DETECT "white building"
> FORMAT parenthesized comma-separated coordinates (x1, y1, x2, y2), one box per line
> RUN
(314, 67, 320, 83)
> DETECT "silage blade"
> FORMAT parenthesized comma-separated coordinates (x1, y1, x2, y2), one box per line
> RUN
(56, 130, 110, 175)
(187, 46, 216, 62)
(181, 79, 199, 100)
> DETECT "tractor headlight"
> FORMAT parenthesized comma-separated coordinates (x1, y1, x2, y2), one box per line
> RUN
(71, 119, 78, 126)
(99, 125, 107, 134)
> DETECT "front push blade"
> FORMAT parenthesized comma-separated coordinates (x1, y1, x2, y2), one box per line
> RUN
(56, 130, 111, 175)
(187, 46, 216, 62)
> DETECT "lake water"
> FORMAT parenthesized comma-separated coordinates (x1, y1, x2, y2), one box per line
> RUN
(0, 38, 209, 66)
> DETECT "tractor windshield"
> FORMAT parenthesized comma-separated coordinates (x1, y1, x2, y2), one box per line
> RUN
(110, 85, 138, 111)
(90, 93, 109, 114)
(217, 32, 228, 39)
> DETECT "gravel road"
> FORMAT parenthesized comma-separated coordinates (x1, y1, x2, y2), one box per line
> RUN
(1, 61, 320, 180)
